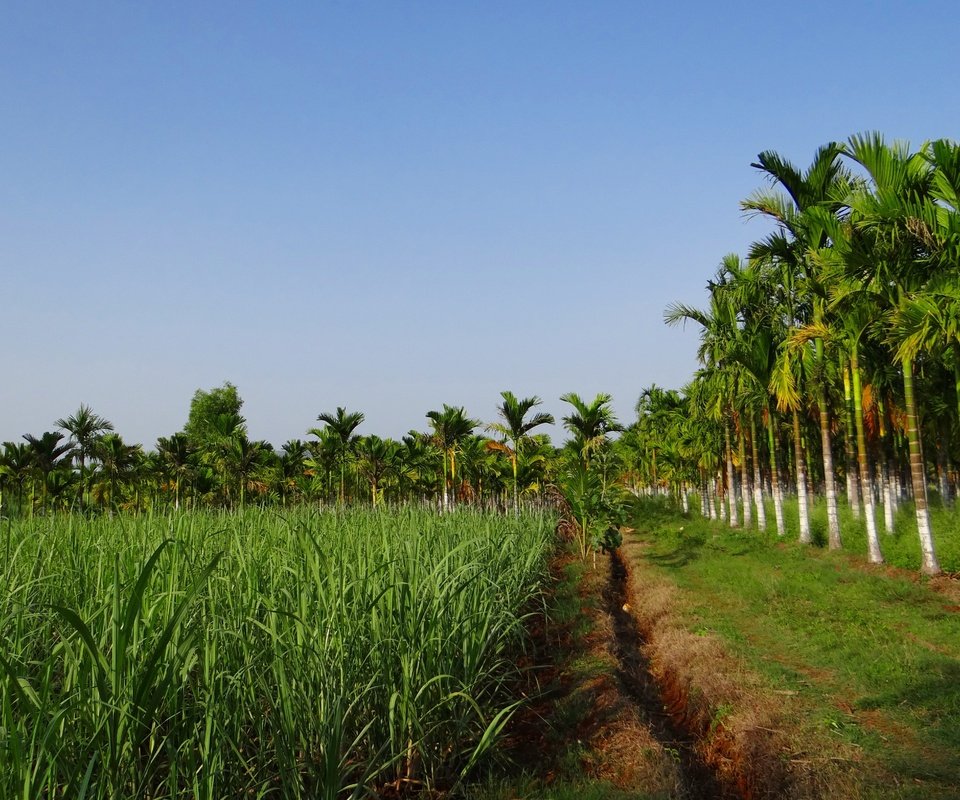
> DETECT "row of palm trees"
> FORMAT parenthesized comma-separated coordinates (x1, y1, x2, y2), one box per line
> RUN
(0, 392, 630, 518)
(642, 133, 959, 576)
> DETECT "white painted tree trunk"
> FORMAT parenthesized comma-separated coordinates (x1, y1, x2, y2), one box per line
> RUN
(820, 401, 842, 550)
(882, 457, 894, 534)
(793, 410, 811, 544)
(739, 429, 752, 530)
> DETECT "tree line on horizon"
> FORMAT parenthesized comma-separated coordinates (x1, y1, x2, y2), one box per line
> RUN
(627, 132, 960, 577)
(0, 383, 629, 523)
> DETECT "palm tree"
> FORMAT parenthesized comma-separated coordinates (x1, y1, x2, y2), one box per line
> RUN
(56, 404, 114, 507)
(277, 439, 308, 505)
(156, 433, 196, 510)
(743, 142, 848, 550)
(666, 266, 744, 527)
(312, 407, 365, 505)
(23, 431, 73, 514)
(559, 393, 621, 467)
(0, 442, 32, 517)
(222, 435, 271, 508)
(94, 433, 141, 514)
(843, 132, 942, 575)
(355, 435, 399, 506)
(426, 405, 478, 511)
(487, 391, 555, 514)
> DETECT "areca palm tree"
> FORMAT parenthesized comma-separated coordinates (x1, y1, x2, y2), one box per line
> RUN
(0, 442, 32, 517)
(156, 433, 196, 510)
(559, 392, 621, 467)
(666, 264, 746, 527)
(843, 132, 942, 575)
(355, 435, 399, 506)
(23, 431, 73, 514)
(426, 405, 478, 511)
(94, 433, 141, 514)
(277, 439, 308, 506)
(224, 436, 272, 508)
(487, 391, 555, 514)
(312, 407, 365, 505)
(56, 404, 113, 507)
(743, 143, 848, 550)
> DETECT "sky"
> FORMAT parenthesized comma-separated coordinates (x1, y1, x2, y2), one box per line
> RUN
(3, 1, 958, 448)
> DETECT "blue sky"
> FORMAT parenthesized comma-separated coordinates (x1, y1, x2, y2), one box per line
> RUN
(3, 1, 957, 447)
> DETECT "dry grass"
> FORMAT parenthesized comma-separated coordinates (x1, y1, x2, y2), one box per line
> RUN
(620, 538, 864, 799)
(560, 558, 684, 795)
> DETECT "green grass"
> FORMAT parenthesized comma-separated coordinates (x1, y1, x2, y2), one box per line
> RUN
(752, 492, 960, 572)
(632, 498, 960, 798)
(0, 507, 554, 799)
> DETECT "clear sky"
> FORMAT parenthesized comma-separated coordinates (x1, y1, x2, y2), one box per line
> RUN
(3, 1, 957, 447)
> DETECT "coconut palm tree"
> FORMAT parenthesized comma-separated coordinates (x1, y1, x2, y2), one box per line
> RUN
(487, 391, 555, 514)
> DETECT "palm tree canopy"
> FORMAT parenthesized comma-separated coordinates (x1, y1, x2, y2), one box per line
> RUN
(316, 407, 365, 449)
(559, 392, 622, 450)
(56, 404, 114, 464)
(488, 391, 554, 449)
(426, 405, 479, 450)
(23, 431, 74, 474)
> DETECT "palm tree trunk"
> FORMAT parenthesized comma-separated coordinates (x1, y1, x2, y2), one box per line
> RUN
(767, 406, 785, 537)
(818, 385, 842, 550)
(699, 470, 708, 517)
(749, 411, 766, 532)
(880, 449, 894, 534)
(902, 357, 940, 575)
(441, 450, 449, 512)
(842, 361, 861, 518)
(738, 424, 751, 529)
(792, 409, 811, 544)
(724, 421, 739, 528)
(852, 347, 882, 563)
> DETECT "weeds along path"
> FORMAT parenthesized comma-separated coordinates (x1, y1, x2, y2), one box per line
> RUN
(605, 550, 733, 800)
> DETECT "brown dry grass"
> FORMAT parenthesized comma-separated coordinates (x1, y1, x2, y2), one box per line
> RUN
(560, 557, 685, 795)
(619, 539, 865, 799)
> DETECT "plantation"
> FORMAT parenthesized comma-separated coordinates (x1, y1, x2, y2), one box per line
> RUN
(622, 499, 960, 799)
(0, 508, 553, 798)
(5, 131, 960, 798)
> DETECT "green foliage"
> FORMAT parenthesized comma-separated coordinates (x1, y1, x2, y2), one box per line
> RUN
(182, 382, 246, 448)
(557, 460, 628, 560)
(0, 507, 554, 798)
(632, 500, 960, 798)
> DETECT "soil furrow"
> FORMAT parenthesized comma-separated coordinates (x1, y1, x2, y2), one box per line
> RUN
(605, 548, 736, 799)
